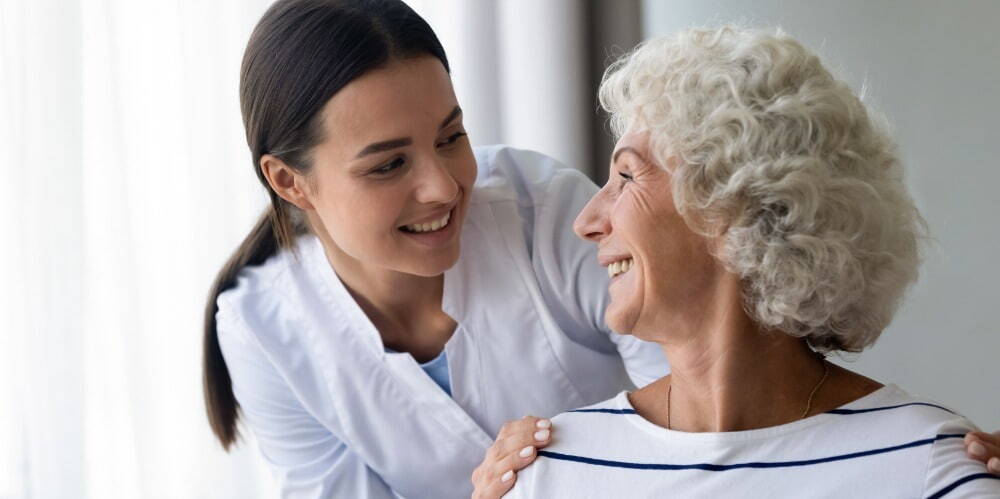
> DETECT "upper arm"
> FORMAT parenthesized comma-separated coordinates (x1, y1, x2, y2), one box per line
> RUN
(922, 419, 1000, 498)
(216, 298, 397, 499)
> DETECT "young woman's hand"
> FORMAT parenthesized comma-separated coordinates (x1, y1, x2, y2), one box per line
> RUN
(471, 416, 552, 499)
(965, 431, 1000, 474)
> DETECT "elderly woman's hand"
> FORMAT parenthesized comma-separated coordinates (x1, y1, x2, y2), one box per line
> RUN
(965, 431, 1000, 474)
(471, 416, 552, 499)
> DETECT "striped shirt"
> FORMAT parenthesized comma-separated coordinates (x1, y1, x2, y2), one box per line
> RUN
(507, 385, 999, 498)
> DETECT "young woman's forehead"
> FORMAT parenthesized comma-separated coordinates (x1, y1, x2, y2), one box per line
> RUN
(322, 57, 457, 138)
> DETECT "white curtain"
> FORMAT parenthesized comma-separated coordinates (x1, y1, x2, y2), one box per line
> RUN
(404, 0, 594, 175)
(2, 1, 278, 497)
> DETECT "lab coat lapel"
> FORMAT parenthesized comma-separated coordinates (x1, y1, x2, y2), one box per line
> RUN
(305, 237, 492, 449)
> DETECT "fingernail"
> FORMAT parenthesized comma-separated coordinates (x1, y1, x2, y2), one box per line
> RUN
(534, 429, 550, 441)
(501, 470, 514, 483)
(989, 457, 1000, 473)
(970, 442, 986, 457)
(519, 446, 534, 458)
(536, 419, 551, 429)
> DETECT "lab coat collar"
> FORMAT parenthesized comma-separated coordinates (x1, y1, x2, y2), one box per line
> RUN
(303, 223, 475, 357)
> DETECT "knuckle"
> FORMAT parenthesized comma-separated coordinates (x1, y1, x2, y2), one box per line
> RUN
(487, 444, 503, 460)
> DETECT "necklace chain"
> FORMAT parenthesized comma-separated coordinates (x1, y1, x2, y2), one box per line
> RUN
(800, 359, 830, 419)
(665, 359, 830, 430)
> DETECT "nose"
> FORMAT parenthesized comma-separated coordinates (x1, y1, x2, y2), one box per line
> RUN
(573, 188, 611, 242)
(414, 156, 460, 205)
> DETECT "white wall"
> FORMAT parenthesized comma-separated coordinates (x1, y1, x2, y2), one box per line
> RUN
(642, 0, 1000, 424)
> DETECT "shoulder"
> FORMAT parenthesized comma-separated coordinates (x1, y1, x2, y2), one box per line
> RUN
(215, 237, 313, 344)
(834, 386, 998, 496)
(832, 385, 971, 433)
(512, 394, 634, 497)
(544, 393, 635, 454)
(471, 145, 596, 207)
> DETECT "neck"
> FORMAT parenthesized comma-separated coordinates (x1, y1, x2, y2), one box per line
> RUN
(636, 276, 830, 433)
(311, 221, 454, 361)
(664, 328, 825, 432)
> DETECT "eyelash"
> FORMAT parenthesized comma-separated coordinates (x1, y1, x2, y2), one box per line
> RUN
(371, 156, 406, 176)
(618, 171, 634, 184)
(368, 132, 468, 176)
(438, 131, 467, 147)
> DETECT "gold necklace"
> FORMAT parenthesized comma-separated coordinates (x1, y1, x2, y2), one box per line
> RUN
(666, 359, 830, 430)
(801, 359, 830, 418)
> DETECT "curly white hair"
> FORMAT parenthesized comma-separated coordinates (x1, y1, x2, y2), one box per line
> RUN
(599, 26, 926, 352)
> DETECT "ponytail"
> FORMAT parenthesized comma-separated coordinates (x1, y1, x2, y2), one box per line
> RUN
(202, 208, 281, 450)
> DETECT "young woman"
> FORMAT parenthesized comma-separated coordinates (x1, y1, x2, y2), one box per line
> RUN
(203, 1, 1000, 498)
(203, 1, 662, 497)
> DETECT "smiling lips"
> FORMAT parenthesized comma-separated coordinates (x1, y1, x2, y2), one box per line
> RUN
(401, 211, 452, 233)
(608, 258, 635, 278)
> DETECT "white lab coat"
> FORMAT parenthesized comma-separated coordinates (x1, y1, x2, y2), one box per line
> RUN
(216, 146, 668, 499)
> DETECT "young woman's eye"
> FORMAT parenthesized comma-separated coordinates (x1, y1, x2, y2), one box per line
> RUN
(438, 131, 467, 147)
(371, 157, 405, 176)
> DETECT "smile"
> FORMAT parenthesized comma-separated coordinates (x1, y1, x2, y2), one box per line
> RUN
(607, 258, 635, 279)
(400, 211, 452, 233)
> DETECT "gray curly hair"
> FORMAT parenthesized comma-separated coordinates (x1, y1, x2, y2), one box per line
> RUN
(599, 26, 926, 352)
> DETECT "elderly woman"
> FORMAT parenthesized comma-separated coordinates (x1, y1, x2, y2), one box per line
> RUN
(504, 27, 1000, 497)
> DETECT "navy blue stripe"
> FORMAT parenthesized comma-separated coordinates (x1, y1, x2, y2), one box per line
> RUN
(925, 473, 1000, 499)
(569, 408, 637, 414)
(537, 434, 965, 472)
(570, 402, 954, 417)
(826, 402, 957, 416)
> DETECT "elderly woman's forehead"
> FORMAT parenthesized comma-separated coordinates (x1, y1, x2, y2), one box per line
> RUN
(613, 131, 652, 159)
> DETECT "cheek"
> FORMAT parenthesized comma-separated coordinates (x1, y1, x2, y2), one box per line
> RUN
(315, 180, 405, 249)
(452, 150, 478, 190)
(605, 191, 682, 333)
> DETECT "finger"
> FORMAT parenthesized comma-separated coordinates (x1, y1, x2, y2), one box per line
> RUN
(472, 465, 517, 499)
(966, 431, 1000, 445)
(495, 418, 553, 457)
(473, 438, 550, 499)
(498, 415, 548, 438)
(989, 457, 1000, 475)
(966, 433, 1000, 464)
(489, 447, 535, 495)
(502, 440, 543, 471)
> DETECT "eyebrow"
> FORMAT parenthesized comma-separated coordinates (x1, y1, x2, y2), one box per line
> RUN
(354, 105, 463, 159)
(439, 105, 462, 130)
(611, 146, 645, 164)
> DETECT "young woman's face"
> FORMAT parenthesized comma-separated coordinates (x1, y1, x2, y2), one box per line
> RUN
(304, 56, 476, 277)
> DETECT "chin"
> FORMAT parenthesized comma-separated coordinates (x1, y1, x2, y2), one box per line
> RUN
(406, 246, 460, 277)
(603, 303, 637, 336)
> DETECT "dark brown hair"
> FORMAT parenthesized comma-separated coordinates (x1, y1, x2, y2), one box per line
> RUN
(204, 0, 449, 450)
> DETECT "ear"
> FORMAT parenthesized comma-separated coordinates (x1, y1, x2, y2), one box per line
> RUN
(260, 154, 315, 211)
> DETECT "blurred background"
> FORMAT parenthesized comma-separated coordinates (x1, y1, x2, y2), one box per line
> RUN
(1, 0, 997, 497)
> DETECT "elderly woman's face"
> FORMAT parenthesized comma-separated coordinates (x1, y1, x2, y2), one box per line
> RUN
(573, 132, 723, 340)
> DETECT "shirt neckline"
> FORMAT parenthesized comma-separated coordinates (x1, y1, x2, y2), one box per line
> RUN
(613, 384, 902, 444)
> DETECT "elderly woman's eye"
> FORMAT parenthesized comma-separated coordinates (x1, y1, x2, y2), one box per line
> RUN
(618, 171, 634, 183)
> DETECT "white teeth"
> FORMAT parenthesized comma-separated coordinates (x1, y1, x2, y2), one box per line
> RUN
(404, 212, 451, 233)
(608, 258, 634, 279)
